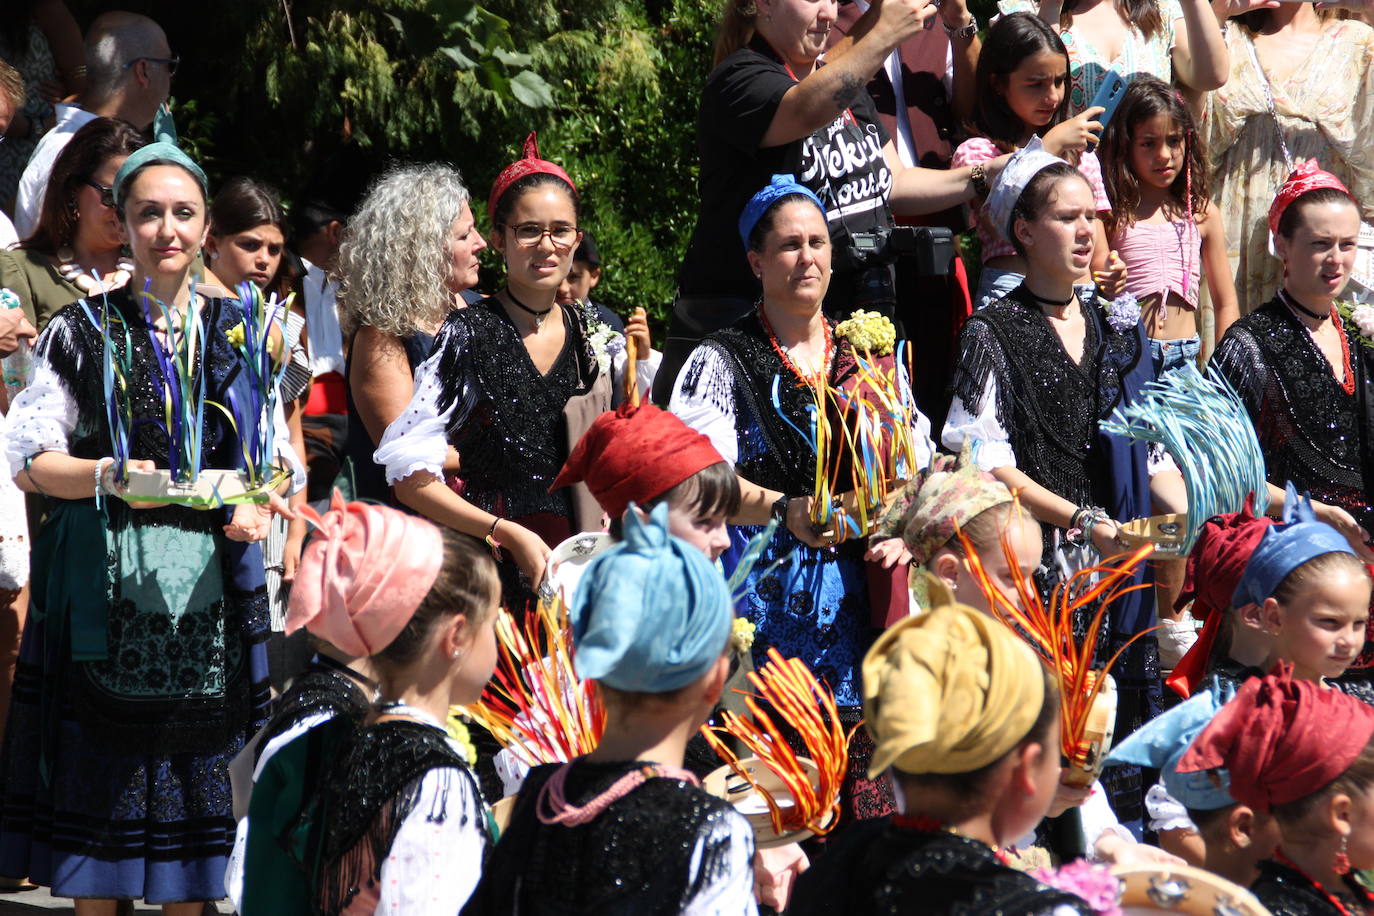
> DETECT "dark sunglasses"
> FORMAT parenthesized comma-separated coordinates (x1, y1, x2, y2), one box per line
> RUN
(124, 55, 179, 76)
(83, 179, 115, 209)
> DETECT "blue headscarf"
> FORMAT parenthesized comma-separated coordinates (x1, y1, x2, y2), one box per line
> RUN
(1232, 482, 1356, 609)
(738, 173, 826, 251)
(113, 106, 208, 209)
(570, 502, 733, 693)
(1105, 681, 1236, 812)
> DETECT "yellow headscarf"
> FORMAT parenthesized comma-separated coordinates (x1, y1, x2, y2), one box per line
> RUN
(863, 577, 1046, 777)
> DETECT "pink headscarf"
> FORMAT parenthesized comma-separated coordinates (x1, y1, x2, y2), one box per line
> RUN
(285, 492, 445, 657)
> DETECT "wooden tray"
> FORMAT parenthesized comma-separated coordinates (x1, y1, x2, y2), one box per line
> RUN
(122, 467, 286, 509)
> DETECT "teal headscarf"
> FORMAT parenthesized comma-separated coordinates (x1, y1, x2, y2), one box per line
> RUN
(113, 106, 208, 209)
(570, 502, 733, 693)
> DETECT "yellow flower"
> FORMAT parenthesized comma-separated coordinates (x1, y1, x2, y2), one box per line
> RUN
(835, 309, 896, 356)
(731, 617, 756, 653)
(225, 322, 245, 349)
(447, 708, 479, 764)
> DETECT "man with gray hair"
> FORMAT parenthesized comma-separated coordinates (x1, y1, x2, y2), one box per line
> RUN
(13, 11, 172, 238)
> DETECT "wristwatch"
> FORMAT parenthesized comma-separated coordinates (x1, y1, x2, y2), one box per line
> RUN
(944, 14, 979, 40)
(771, 495, 791, 524)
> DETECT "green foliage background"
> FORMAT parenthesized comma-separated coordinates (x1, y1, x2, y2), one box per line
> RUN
(66, 0, 721, 329)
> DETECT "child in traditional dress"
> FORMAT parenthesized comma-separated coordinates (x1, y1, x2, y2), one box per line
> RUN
(790, 591, 1094, 915)
(463, 504, 757, 915)
(288, 504, 499, 916)
(1106, 686, 1279, 887)
(1179, 670, 1374, 914)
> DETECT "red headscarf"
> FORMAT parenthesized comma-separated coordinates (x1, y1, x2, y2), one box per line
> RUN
(486, 132, 577, 226)
(1268, 159, 1353, 238)
(1167, 496, 1276, 699)
(1176, 665, 1374, 813)
(550, 403, 727, 520)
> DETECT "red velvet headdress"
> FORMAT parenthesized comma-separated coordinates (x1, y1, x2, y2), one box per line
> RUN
(487, 132, 577, 226)
(1166, 495, 1275, 698)
(1176, 665, 1374, 813)
(1268, 159, 1352, 238)
(551, 403, 726, 520)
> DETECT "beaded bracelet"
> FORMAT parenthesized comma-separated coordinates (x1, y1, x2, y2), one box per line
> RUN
(484, 517, 503, 560)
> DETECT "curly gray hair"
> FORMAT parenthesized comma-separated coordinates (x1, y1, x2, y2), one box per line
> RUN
(336, 163, 470, 338)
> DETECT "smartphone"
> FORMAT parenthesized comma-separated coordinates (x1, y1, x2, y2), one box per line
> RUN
(1085, 71, 1127, 149)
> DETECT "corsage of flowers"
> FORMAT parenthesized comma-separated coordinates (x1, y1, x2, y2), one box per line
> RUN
(1030, 860, 1123, 916)
(586, 315, 622, 375)
(227, 321, 282, 362)
(835, 309, 896, 356)
(730, 616, 757, 653)
(1102, 293, 1141, 334)
(1338, 301, 1374, 349)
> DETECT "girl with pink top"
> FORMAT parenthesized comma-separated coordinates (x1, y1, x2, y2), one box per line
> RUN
(1099, 77, 1239, 371)
(952, 12, 1124, 309)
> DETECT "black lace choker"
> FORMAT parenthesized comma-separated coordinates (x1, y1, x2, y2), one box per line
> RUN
(1280, 289, 1330, 322)
(1024, 285, 1075, 308)
(506, 288, 555, 327)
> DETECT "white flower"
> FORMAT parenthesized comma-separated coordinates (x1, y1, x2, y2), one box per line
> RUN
(1352, 304, 1374, 339)
(587, 319, 618, 375)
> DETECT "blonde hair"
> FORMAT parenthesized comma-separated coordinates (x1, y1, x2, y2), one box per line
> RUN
(714, 0, 758, 66)
(336, 163, 470, 338)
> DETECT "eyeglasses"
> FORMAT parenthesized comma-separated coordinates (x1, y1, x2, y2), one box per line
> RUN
(124, 55, 180, 76)
(507, 223, 582, 250)
(84, 179, 115, 209)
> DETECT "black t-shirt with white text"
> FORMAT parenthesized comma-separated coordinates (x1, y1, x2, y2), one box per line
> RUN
(678, 37, 893, 301)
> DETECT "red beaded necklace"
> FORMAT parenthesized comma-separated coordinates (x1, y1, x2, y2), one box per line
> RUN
(1273, 848, 1373, 916)
(1282, 291, 1356, 396)
(759, 306, 834, 388)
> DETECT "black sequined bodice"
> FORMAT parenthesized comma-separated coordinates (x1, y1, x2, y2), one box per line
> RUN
(41, 289, 255, 470)
(952, 285, 1135, 512)
(678, 313, 861, 496)
(253, 659, 370, 766)
(465, 760, 744, 915)
(789, 821, 1095, 916)
(429, 297, 602, 520)
(1211, 297, 1374, 533)
(1251, 859, 1374, 916)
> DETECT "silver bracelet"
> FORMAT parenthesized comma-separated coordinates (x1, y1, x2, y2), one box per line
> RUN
(94, 457, 115, 497)
(944, 13, 979, 39)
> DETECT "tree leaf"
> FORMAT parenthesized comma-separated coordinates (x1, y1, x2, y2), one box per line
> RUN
(509, 69, 555, 108)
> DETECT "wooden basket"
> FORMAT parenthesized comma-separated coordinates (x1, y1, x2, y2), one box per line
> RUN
(703, 756, 836, 848)
(1118, 513, 1188, 557)
(1063, 673, 1118, 788)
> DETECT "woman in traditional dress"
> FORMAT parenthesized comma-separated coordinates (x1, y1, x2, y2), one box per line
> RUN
(1203, 3, 1374, 308)
(375, 136, 654, 605)
(941, 145, 1185, 830)
(337, 163, 486, 506)
(670, 174, 936, 819)
(0, 138, 300, 911)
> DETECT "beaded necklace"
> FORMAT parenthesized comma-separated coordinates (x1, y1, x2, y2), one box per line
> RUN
(57, 247, 134, 297)
(759, 305, 834, 387)
(535, 761, 699, 827)
(1281, 290, 1356, 396)
(1274, 848, 1373, 916)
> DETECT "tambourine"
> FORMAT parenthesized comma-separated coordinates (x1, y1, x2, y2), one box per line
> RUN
(1063, 673, 1118, 788)
(1118, 513, 1189, 557)
(703, 756, 837, 849)
(539, 532, 612, 606)
(121, 466, 291, 509)
(1113, 863, 1272, 915)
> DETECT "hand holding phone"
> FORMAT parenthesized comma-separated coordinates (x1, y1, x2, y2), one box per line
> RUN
(1085, 71, 1127, 149)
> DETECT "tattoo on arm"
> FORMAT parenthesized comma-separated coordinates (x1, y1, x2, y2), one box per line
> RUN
(831, 72, 865, 113)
